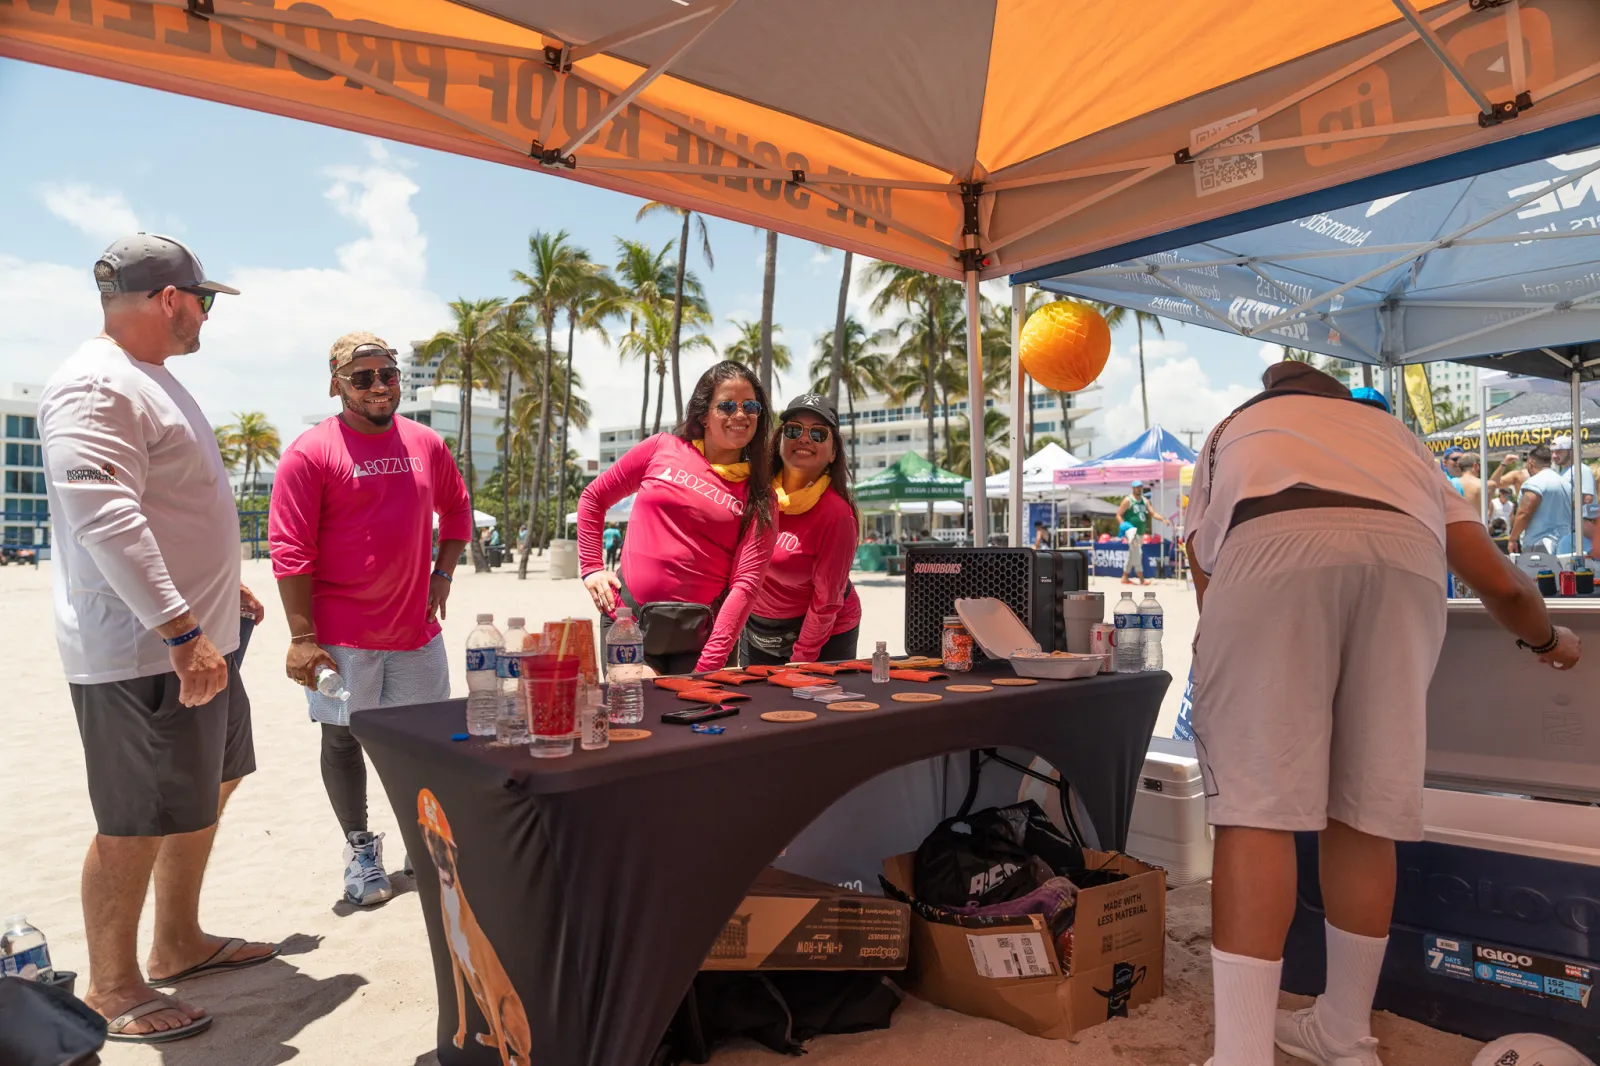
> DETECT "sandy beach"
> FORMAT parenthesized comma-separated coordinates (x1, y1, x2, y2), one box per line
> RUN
(3, 558, 1481, 1065)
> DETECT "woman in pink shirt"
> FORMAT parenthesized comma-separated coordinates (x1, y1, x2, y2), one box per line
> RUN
(578, 361, 777, 674)
(742, 393, 861, 665)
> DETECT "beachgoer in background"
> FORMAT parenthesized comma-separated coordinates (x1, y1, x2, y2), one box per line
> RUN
(1490, 487, 1515, 535)
(1440, 445, 1464, 480)
(1456, 453, 1483, 515)
(1117, 479, 1169, 585)
(1487, 450, 1531, 495)
(1551, 434, 1595, 550)
(41, 234, 274, 1043)
(1185, 361, 1578, 1066)
(577, 360, 777, 674)
(269, 332, 471, 906)
(742, 393, 860, 666)
(1033, 521, 1049, 549)
(603, 522, 622, 569)
(1509, 445, 1573, 554)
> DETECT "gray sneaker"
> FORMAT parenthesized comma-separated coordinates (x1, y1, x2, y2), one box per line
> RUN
(1275, 1006, 1383, 1066)
(343, 831, 395, 906)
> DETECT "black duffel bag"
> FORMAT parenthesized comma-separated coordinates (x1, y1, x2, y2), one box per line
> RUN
(912, 800, 1086, 909)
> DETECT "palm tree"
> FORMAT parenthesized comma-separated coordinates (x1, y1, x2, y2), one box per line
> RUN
(551, 261, 620, 567)
(810, 316, 887, 480)
(948, 408, 1010, 477)
(1086, 300, 1164, 431)
(622, 303, 717, 435)
(423, 296, 506, 572)
(217, 412, 280, 499)
(636, 201, 715, 422)
(615, 238, 676, 440)
(759, 229, 778, 397)
(865, 263, 957, 473)
(513, 230, 585, 564)
(993, 289, 1051, 451)
(488, 303, 543, 542)
(724, 317, 790, 375)
(829, 249, 853, 409)
(214, 425, 243, 485)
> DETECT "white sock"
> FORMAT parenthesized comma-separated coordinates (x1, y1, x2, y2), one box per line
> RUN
(1312, 921, 1388, 1046)
(1211, 947, 1282, 1066)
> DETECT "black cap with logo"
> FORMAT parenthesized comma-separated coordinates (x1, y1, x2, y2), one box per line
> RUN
(780, 391, 840, 431)
(93, 233, 240, 296)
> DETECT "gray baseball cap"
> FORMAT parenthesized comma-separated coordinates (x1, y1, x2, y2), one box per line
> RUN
(92, 233, 240, 296)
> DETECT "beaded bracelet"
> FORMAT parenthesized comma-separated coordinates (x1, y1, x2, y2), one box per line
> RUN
(1516, 626, 1559, 655)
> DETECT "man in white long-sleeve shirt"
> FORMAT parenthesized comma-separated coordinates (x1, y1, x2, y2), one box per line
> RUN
(41, 234, 277, 1044)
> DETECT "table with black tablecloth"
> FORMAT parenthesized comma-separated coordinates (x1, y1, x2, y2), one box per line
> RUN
(350, 665, 1169, 1066)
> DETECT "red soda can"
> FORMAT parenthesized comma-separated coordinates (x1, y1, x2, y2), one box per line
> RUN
(1089, 623, 1116, 673)
(1559, 569, 1578, 596)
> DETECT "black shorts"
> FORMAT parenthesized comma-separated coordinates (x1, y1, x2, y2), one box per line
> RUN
(69, 656, 256, 837)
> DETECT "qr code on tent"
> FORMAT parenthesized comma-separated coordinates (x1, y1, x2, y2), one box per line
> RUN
(1192, 110, 1264, 198)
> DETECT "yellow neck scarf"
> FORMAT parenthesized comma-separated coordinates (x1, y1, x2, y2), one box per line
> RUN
(692, 439, 750, 482)
(774, 474, 831, 516)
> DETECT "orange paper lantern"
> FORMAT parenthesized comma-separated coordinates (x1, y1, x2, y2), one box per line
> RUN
(1019, 301, 1111, 392)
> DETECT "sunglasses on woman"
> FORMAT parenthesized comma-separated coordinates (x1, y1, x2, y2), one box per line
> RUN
(336, 366, 402, 390)
(781, 422, 832, 443)
(714, 399, 763, 417)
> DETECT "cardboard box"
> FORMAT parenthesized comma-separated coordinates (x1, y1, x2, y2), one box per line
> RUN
(702, 867, 910, 971)
(881, 850, 1166, 1039)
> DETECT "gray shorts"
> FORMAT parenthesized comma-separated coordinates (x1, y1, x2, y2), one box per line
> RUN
(1191, 508, 1447, 842)
(70, 656, 256, 837)
(305, 633, 450, 726)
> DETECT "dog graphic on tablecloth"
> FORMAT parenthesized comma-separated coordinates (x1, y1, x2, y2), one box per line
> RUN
(418, 789, 532, 1065)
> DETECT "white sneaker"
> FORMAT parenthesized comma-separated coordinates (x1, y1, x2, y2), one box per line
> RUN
(343, 831, 395, 906)
(1275, 1007, 1382, 1066)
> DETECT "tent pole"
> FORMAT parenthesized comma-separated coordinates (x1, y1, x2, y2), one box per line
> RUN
(1010, 284, 1026, 547)
(1479, 382, 1491, 527)
(966, 270, 988, 547)
(1574, 366, 1585, 562)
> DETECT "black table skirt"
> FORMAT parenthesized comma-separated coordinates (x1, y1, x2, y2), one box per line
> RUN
(351, 666, 1168, 1066)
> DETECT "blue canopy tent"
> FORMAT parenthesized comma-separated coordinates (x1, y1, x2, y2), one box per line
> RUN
(1023, 142, 1600, 556)
(1085, 426, 1198, 466)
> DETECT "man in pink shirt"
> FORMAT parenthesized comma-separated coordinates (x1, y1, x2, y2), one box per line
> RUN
(269, 332, 471, 906)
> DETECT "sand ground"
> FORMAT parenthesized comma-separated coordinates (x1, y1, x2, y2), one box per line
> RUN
(2, 558, 1481, 1065)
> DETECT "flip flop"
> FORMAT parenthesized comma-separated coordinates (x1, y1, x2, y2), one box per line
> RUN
(150, 937, 279, 984)
(105, 997, 214, 1043)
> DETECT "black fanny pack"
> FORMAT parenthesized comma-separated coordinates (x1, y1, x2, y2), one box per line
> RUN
(742, 613, 802, 658)
(618, 571, 720, 658)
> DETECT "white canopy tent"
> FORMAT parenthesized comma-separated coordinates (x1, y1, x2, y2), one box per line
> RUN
(969, 442, 1080, 500)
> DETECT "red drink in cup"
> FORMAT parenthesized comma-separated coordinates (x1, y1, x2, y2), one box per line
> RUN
(524, 654, 579, 758)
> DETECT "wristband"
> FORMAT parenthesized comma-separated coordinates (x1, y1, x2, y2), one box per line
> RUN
(1516, 626, 1560, 655)
(289, 632, 320, 644)
(163, 626, 203, 648)
(432, 569, 452, 583)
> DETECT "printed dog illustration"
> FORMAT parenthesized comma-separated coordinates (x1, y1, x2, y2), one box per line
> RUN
(418, 789, 532, 1065)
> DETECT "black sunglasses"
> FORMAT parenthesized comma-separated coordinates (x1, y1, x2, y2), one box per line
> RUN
(781, 422, 832, 443)
(714, 399, 763, 417)
(148, 286, 215, 313)
(336, 366, 402, 390)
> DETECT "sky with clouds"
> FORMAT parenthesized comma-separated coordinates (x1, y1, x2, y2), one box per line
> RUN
(0, 59, 1284, 460)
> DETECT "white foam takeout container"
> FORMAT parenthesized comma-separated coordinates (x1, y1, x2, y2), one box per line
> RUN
(954, 597, 1107, 680)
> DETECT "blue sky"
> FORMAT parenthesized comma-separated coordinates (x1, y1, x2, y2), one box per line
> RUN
(0, 59, 1285, 458)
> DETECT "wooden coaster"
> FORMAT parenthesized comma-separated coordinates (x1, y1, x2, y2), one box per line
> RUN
(828, 701, 879, 712)
(610, 728, 652, 741)
(991, 678, 1039, 687)
(946, 684, 994, 693)
(761, 710, 817, 723)
(891, 692, 942, 703)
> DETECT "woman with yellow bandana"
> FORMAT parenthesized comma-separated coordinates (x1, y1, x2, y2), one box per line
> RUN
(578, 361, 777, 674)
(741, 393, 861, 666)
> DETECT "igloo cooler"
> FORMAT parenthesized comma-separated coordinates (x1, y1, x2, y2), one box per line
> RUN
(1125, 737, 1213, 888)
(1282, 601, 1600, 1056)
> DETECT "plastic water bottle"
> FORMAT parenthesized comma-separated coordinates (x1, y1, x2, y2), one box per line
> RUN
(1139, 592, 1164, 672)
(871, 641, 890, 683)
(496, 618, 529, 746)
(314, 665, 350, 703)
(605, 607, 645, 726)
(466, 614, 503, 737)
(1, 915, 52, 983)
(1113, 591, 1143, 674)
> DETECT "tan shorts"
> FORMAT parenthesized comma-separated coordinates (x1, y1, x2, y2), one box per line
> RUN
(1191, 508, 1447, 841)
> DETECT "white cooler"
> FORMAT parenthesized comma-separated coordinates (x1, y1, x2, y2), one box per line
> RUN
(1125, 736, 1213, 888)
(1018, 737, 1213, 888)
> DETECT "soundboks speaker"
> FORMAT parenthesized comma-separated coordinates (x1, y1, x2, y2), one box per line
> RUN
(903, 546, 1088, 657)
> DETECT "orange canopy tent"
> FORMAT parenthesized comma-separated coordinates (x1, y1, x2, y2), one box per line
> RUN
(7, 0, 1600, 542)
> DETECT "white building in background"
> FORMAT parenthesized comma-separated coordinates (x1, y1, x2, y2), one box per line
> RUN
(1, 384, 48, 549)
(301, 383, 504, 490)
(1428, 362, 1480, 418)
(592, 384, 1101, 477)
(403, 340, 442, 403)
